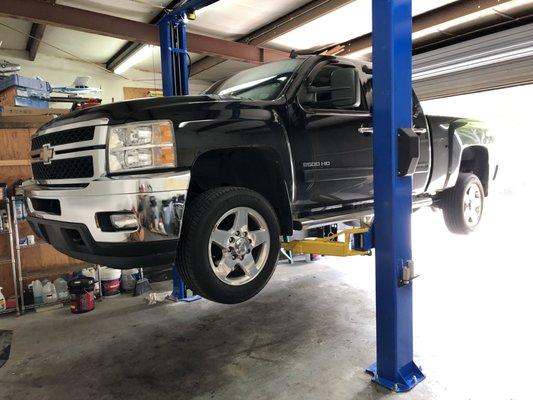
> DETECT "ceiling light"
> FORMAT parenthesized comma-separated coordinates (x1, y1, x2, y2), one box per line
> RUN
(114, 45, 154, 75)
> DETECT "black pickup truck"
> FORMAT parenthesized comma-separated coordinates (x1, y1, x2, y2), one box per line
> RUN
(24, 55, 496, 303)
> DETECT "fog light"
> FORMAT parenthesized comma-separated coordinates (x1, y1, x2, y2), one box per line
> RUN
(110, 213, 139, 230)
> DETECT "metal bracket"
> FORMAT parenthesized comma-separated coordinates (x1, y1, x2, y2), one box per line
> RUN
(397, 128, 420, 177)
(399, 260, 419, 286)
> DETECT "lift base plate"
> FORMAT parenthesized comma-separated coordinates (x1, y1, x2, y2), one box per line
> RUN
(366, 361, 425, 392)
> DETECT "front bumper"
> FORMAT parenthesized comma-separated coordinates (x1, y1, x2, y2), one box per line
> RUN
(23, 171, 190, 268)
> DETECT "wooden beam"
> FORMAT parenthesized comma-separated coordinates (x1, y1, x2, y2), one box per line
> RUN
(191, 0, 355, 76)
(0, 160, 31, 167)
(0, 0, 288, 64)
(25, 0, 55, 61)
(26, 23, 46, 61)
(1, 0, 159, 44)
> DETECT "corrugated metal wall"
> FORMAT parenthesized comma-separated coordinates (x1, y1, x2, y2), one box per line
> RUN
(413, 23, 533, 100)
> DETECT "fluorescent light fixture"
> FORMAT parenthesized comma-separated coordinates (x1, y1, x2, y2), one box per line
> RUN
(114, 45, 154, 75)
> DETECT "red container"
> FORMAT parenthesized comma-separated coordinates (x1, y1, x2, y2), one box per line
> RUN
(70, 292, 95, 314)
(68, 277, 96, 314)
(102, 279, 120, 297)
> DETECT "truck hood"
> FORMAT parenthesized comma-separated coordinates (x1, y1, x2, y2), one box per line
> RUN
(38, 95, 229, 131)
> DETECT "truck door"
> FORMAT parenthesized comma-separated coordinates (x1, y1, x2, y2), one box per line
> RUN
(290, 61, 374, 210)
(364, 80, 431, 193)
(412, 93, 431, 193)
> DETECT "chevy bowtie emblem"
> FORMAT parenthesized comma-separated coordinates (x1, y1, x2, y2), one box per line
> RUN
(38, 144, 54, 164)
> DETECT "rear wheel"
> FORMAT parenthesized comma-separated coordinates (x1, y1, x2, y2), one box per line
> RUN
(441, 173, 484, 234)
(176, 187, 280, 304)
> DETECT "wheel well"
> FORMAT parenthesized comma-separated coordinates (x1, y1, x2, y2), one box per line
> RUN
(189, 148, 293, 235)
(459, 146, 489, 195)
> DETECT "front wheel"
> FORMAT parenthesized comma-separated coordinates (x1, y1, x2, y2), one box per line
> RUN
(176, 187, 280, 304)
(441, 173, 485, 234)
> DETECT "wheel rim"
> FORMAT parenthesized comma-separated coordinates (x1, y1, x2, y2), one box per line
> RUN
(463, 182, 482, 228)
(208, 206, 270, 286)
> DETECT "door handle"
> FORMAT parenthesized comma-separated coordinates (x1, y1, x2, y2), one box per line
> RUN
(358, 127, 425, 135)
(358, 127, 373, 135)
(412, 127, 427, 135)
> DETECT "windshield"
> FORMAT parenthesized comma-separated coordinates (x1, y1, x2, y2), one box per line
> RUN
(205, 58, 304, 101)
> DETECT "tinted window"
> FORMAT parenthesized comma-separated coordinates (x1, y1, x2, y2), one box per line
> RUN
(205, 58, 304, 101)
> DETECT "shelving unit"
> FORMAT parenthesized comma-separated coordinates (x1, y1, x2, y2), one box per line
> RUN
(0, 119, 88, 314)
(11, 196, 26, 311)
(1, 197, 21, 315)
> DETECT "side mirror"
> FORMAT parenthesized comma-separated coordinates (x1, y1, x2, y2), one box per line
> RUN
(330, 68, 361, 108)
(305, 68, 361, 109)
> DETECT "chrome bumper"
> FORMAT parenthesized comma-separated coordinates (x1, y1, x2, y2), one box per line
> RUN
(23, 171, 190, 244)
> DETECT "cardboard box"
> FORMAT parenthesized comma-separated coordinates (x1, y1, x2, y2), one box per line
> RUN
(1, 87, 50, 99)
(0, 75, 50, 92)
(0, 87, 50, 108)
(11, 96, 49, 109)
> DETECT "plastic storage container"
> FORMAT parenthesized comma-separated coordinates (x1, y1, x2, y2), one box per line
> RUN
(30, 280, 44, 304)
(100, 267, 121, 297)
(54, 278, 69, 301)
(42, 280, 58, 304)
(121, 268, 139, 292)
(14, 198, 25, 220)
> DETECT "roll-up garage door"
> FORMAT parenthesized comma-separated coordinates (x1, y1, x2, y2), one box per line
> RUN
(413, 23, 533, 100)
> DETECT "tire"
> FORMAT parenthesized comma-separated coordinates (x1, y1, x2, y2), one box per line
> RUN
(176, 187, 280, 304)
(441, 173, 484, 234)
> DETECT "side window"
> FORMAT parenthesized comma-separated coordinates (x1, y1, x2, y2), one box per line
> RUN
(363, 77, 422, 119)
(300, 64, 366, 112)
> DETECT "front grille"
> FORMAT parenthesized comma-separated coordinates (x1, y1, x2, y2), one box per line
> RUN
(31, 127, 95, 150)
(32, 156, 94, 180)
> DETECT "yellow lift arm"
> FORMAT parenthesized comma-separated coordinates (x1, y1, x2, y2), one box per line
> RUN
(281, 227, 372, 257)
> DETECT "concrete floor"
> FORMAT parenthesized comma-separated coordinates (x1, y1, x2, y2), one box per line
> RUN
(0, 192, 531, 400)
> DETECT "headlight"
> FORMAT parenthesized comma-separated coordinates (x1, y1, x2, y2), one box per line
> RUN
(107, 121, 176, 173)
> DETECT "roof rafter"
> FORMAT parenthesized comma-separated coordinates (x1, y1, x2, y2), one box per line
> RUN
(0, 0, 288, 67)
(25, 0, 55, 62)
(191, 0, 355, 76)
(321, 0, 515, 57)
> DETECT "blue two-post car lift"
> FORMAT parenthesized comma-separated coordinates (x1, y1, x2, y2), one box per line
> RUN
(158, 0, 424, 392)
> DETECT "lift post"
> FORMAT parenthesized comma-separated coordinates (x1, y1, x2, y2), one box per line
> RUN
(159, 0, 218, 97)
(366, 0, 425, 392)
(159, 0, 219, 301)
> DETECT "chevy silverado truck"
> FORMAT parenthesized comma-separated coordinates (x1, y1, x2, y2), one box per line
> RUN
(24, 55, 496, 303)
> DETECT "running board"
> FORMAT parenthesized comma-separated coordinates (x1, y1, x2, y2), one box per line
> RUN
(293, 197, 433, 230)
